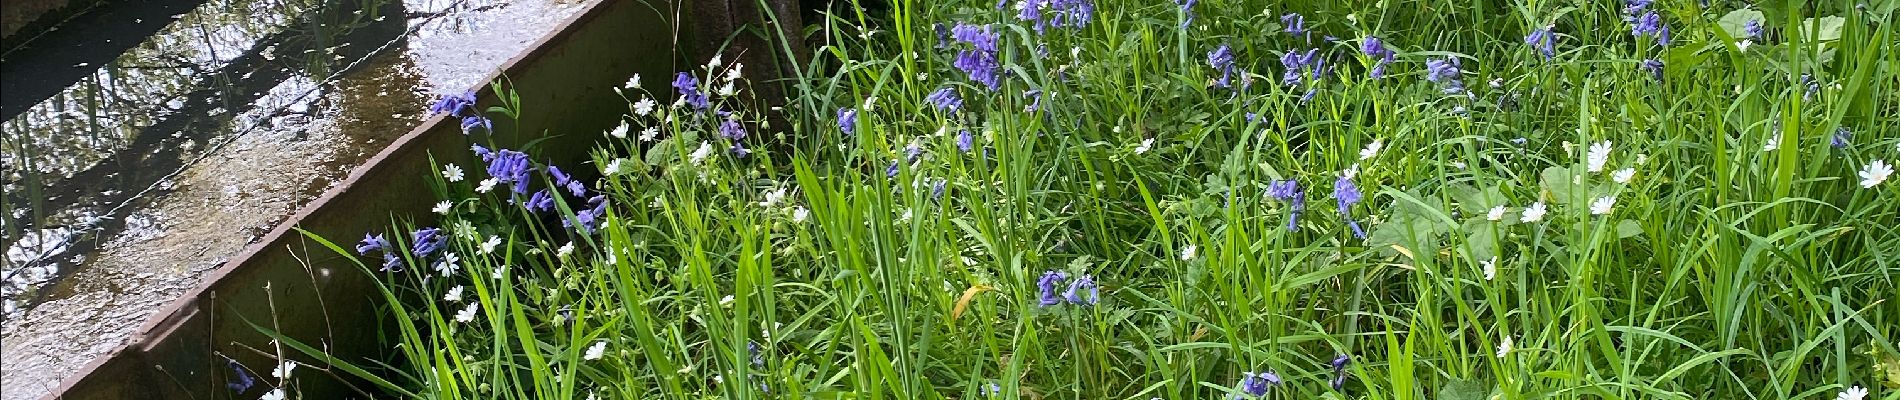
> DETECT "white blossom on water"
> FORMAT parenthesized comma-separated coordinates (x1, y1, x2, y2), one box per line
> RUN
(1859, 160, 1891, 188)
(1486, 205, 1507, 221)
(1587, 141, 1612, 173)
(442, 164, 465, 182)
(1590, 196, 1616, 215)
(454, 303, 479, 323)
(444, 285, 464, 302)
(1612, 168, 1636, 184)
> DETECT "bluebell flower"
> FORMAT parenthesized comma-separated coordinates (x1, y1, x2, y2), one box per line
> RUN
(1425, 57, 1464, 93)
(672, 72, 710, 110)
(1624, 0, 1654, 15)
(1335, 175, 1367, 239)
(1267, 180, 1305, 232)
(1062, 274, 1098, 305)
(1832, 127, 1852, 149)
(1237, 371, 1281, 396)
(1632, 12, 1665, 40)
(225, 358, 255, 392)
(472, 144, 493, 160)
(838, 108, 858, 135)
(956, 130, 974, 153)
(485, 149, 534, 195)
(1640, 59, 1664, 81)
(1524, 28, 1555, 58)
(1330, 354, 1351, 390)
(1037, 270, 1068, 306)
(1369, 59, 1390, 80)
(747, 341, 766, 368)
(934, 23, 950, 48)
(886, 161, 901, 178)
(1177, 0, 1197, 28)
(1281, 13, 1306, 37)
(1209, 44, 1236, 88)
(548, 165, 587, 197)
(357, 233, 391, 255)
(1016, 0, 1094, 33)
(980, 381, 1003, 396)
(951, 23, 999, 52)
(410, 227, 447, 258)
(926, 87, 963, 113)
(526, 189, 556, 213)
(1022, 89, 1043, 113)
(460, 115, 493, 135)
(905, 142, 925, 163)
(1360, 37, 1391, 59)
(719, 118, 747, 140)
(428, 90, 477, 117)
(1743, 19, 1764, 38)
(954, 49, 1003, 90)
(730, 143, 750, 158)
(566, 195, 608, 233)
(1801, 74, 1820, 101)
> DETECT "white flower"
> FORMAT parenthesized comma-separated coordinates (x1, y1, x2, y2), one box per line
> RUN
(583, 340, 608, 361)
(261, 389, 286, 400)
(1486, 205, 1507, 221)
(435, 253, 461, 276)
(1481, 256, 1498, 280)
(689, 141, 715, 165)
(1838, 386, 1869, 400)
(432, 200, 452, 215)
(598, 159, 622, 176)
(492, 266, 507, 280)
(1179, 245, 1198, 261)
(719, 294, 735, 307)
(863, 96, 879, 112)
(1496, 336, 1513, 357)
(790, 206, 810, 223)
(716, 81, 736, 97)
(707, 54, 723, 70)
(444, 285, 464, 302)
(478, 235, 501, 254)
(633, 98, 656, 116)
(454, 303, 479, 323)
(1521, 202, 1547, 222)
(442, 164, 465, 182)
(725, 63, 744, 82)
(1342, 164, 1361, 180)
(475, 178, 497, 193)
(760, 187, 789, 208)
(1737, 39, 1752, 52)
(897, 209, 913, 224)
(271, 361, 297, 379)
(1859, 160, 1892, 188)
(585, 392, 599, 400)
(639, 127, 660, 142)
(557, 242, 575, 259)
(1134, 138, 1154, 154)
(1762, 134, 1781, 151)
(607, 123, 629, 138)
(1612, 168, 1636, 184)
(1586, 141, 1612, 173)
(1359, 139, 1384, 160)
(1590, 196, 1616, 215)
(623, 73, 641, 89)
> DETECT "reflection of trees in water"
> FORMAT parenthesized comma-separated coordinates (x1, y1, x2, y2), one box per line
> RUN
(0, 0, 406, 314)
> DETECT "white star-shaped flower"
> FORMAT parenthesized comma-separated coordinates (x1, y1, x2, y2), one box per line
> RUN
(1586, 141, 1612, 173)
(1859, 160, 1892, 188)
(1590, 196, 1616, 215)
(1486, 205, 1507, 221)
(1612, 168, 1636, 184)
(432, 200, 451, 215)
(443, 285, 464, 302)
(1521, 202, 1547, 222)
(584, 340, 608, 361)
(442, 164, 465, 182)
(454, 303, 479, 323)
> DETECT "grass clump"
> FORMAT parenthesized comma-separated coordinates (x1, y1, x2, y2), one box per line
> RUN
(265, 1, 1897, 399)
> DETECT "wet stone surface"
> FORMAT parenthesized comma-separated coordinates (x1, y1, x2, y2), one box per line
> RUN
(0, 0, 596, 398)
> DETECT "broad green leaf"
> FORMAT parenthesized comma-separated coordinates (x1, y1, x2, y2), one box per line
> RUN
(1616, 219, 1644, 239)
(1436, 379, 1489, 400)
(1541, 166, 1581, 203)
(1718, 9, 1766, 39)
(1798, 16, 1846, 42)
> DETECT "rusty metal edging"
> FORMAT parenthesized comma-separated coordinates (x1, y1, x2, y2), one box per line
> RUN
(45, 0, 686, 398)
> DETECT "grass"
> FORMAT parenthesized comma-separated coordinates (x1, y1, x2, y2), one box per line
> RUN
(261, 0, 1896, 399)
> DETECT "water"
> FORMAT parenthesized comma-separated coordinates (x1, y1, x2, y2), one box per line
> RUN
(0, 0, 595, 397)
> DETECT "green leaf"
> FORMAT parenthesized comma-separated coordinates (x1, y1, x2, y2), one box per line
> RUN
(1616, 219, 1644, 239)
(1540, 166, 1580, 204)
(1436, 379, 1489, 400)
(1798, 16, 1846, 42)
(1717, 9, 1766, 39)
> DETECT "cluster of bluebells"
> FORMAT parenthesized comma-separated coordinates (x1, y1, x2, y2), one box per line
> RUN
(925, 87, 963, 113)
(718, 114, 750, 157)
(1281, 13, 1307, 40)
(673, 72, 711, 111)
(1208, 44, 1237, 88)
(355, 226, 447, 272)
(1424, 57, 1464, 94)
(1361, 36, 1395, 79)
(1266, 179, 1305, 231)
(1175, 0, 1196, 28)
(1281, 48, 1326, 101)
(949, 23, 1003, 90)
(1625, 0, 1668, 80)
(1330, 354, 1352, 390)
(1035, 270, 1098, 306)
(428, 91, 493, 134)
(1524, 27, 1556, 59)
(1012, 0, 1095, 34)
(1233, 370, 1282, 398)
(1334, 173, 1367, 239)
